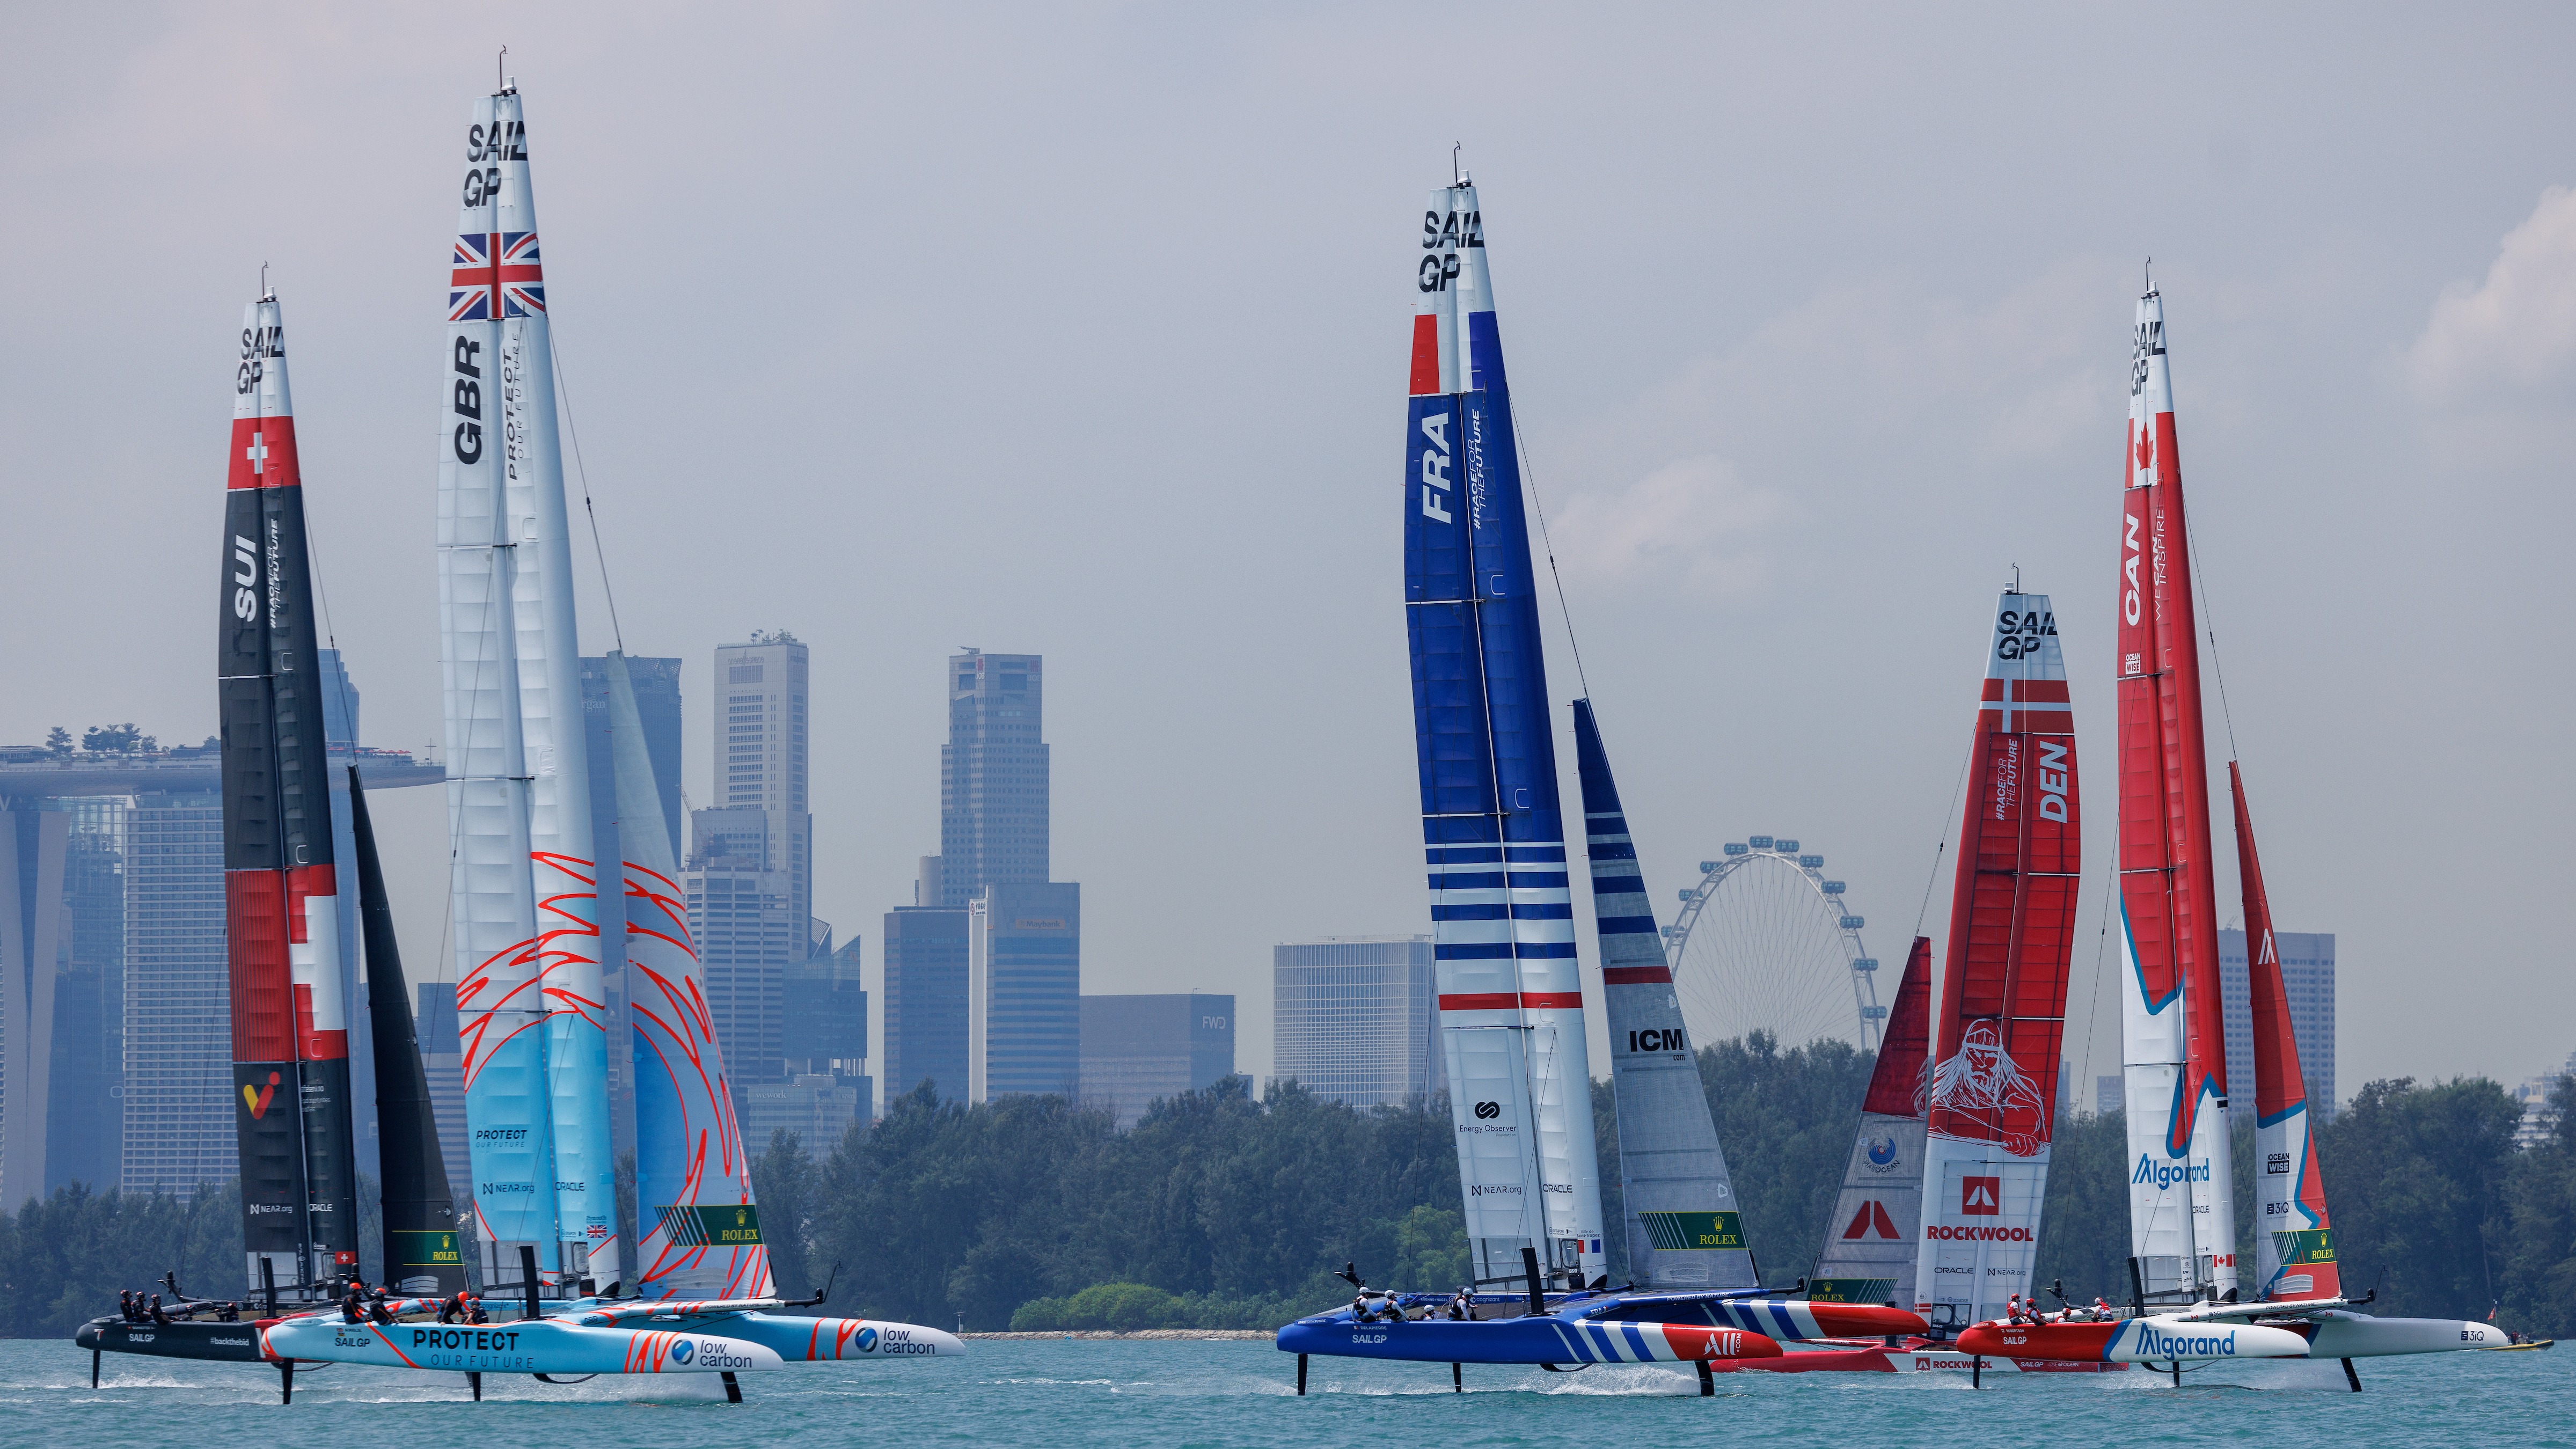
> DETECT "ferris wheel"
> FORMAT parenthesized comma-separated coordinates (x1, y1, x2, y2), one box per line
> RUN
(1659, 836, 1887, 1052)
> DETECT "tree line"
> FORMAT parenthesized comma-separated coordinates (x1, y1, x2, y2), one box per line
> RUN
(5, 1051, 2571, 1337)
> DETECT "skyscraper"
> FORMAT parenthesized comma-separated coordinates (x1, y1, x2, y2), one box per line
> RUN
(2218, 927, 2337, 1124)
(120, 790, 233, 1194)
(1271, 936, 1443, 1108)
(414, 985, 470, 1205)
(47, 795, 127, 1191)
(1079, 993, 1234, 1128)
(0, 799, 67, 1204)
(969, 882, 1080, 1101)
(935, 652, 1047, 908)
(580, 655, 682, 1185)
(314, 647, 379, 1181)
(691, 634, 812, 1086)
(883, 905, 970, 1107)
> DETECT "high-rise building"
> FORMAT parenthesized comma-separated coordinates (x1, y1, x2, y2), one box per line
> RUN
(738, 1072, 866, 1154)
(784, 940, 867, 1079)
(883, 906, 970, 1107)
(120, 791, 233, 1195)
(691, 633, 813, 1087)
(580, 655, 682, 1189)
(414, 986, 470, 1204)
(2512, 1052, 2576, 1149)
(2217, 928, 2336, 1124)
(1, 799, 67, 1204)
(934, 652, 1048, 908)
(312, 648, 384, 1181)
(969, 882, 1080, 1101)
(1079, 993, 1234, 1128)
(2097, 1074, 2123, 1116)
(1271, 936, 1443, 1108)
(46, 795, 127, 1190)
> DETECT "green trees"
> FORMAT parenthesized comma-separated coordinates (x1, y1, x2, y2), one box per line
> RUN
(6, 1065, 2573, 1340)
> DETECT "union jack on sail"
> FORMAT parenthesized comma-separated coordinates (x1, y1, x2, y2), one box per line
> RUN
(449, 230, 545, 320)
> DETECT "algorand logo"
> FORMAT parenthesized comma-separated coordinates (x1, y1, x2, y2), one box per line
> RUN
(2133, 1155, 2213, 1190)
(2134, 1323, 2236, 1358)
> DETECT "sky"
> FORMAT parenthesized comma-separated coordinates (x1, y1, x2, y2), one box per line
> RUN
(4, 3, 2571, 1103)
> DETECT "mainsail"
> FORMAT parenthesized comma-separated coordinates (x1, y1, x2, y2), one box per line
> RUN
(1404, 178, 1605, 1291)
(1575, 700, 1752, 1290)
(218, 288, 360, 1298)
(2114, 286, 2240, 1303)
(437, 79, 620, 1292)
(608, 653, 771, 1299)
(2231, 764, 2338, 1302)
(1912, 592, 2080, 1327)
(1808, 936, 1932, 1304)
(347, 769, 466, 1296)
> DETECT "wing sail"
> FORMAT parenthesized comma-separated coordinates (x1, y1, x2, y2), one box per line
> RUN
(2232, 764, 2337, 1302)
(1809, 936, 1931, 1302)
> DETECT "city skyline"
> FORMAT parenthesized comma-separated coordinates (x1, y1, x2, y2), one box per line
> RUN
(5, 8, 2570, 1097)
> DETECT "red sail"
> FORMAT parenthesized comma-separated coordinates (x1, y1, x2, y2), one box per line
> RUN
(2232, 763, 2339, 1300)
(1928, 596, 2080, 1154)
(2114, 291, 2229, 1144)
(1860, 938, 1933, 1118)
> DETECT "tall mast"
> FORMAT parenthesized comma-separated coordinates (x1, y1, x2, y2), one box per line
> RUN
(438, 77, 619, 1294)
(1808, 936, 1931, 1302)
(218, 288, 361, 1298)
(1576, 700, 1753, 1289)
(1912, 592, 2081, 1326)
(1404, 179, 1605, 1293)
(2231, 764, 2338, 1301)
(2114, 286, 2240, 1302)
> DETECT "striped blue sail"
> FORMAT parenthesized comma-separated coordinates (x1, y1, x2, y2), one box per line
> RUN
(1573, 700, 1756, 1289)
(1403, 180, 1605, 1291)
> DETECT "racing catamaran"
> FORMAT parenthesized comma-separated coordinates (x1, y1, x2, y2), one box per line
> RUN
(1958, 286, 2506, 1382)
(1276, 175, 1923, 1393)
(256, 77, 962, 1400)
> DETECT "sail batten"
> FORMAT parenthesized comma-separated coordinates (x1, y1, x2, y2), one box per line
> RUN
(1405, 181, 1604, 1290)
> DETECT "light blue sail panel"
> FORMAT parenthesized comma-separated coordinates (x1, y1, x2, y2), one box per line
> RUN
(606, 654, 771, 1300)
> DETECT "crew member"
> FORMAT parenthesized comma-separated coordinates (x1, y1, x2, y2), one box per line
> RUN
(118, 1290, 136, 1322)
(466, 1296, 491, 1325)
(1448, 1287, 1473, 1321)
(148, 1294, 172, 1326)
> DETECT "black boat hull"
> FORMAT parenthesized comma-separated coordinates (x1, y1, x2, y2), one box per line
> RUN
(76, 1318, 266, 1363)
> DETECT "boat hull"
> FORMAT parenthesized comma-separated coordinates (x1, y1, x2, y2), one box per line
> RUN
(260, 1315, 784, 1374)
(1277, 1315, 1780, 1366)
(76, 1318, 266, 1363)
(2303, 1313, 2506, 1357)
(1957, 1315, 2310, 1363)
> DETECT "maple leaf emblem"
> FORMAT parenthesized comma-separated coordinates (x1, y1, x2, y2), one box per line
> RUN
(2134, 423, 2155, 474)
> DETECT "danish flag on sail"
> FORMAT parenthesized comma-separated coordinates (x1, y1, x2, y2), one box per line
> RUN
(2114, 286, 2240, 1301)
(1911, 592, 2080, 1326)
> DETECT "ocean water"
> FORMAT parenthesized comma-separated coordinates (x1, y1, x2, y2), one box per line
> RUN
(9, 1336, 2569, 1446)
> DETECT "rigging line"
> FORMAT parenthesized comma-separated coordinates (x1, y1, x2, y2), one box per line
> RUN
(1912, 735, 1976, 942)
(546, 326, 625, 653)
(2076, 853, 2117, 1114)
(2180, 498, 2241, 763)
(1507, 402, 1590, 699)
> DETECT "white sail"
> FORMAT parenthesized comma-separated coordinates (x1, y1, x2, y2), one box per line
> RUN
(438, 80, 617, 1290)
(1441, 1025, 1548, 1277)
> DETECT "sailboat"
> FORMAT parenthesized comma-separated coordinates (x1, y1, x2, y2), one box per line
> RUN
(1276, 175, 1921, 1392)
(76, 288, 462, 1384)
(1958, 285, 2506, 1380)
(260, 77, 960, 1400)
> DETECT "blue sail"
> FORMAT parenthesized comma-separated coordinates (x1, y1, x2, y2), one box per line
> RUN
(1403, 181, 1604, 1290)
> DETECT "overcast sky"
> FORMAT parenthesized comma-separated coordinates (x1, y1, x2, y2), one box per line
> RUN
(6, 4, 2571, 1102)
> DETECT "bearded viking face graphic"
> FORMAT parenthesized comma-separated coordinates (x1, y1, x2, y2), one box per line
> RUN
(1925, 1020, 2050, 1157)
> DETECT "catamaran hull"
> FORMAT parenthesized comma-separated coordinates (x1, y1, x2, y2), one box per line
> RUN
(1278, 1316, 1780, 1366)
(1958, 1316, 2310, 1363)
(77, 1318, 266, 1363)
(2305, 1314, 2506, 1357)
(260, 1316, 784, 1374)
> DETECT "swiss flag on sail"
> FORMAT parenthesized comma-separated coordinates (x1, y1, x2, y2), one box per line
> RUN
(1841, 1201, 1902, 1240)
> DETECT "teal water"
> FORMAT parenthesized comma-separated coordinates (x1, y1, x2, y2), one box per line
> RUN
(12, 1337, 2570, 1445)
